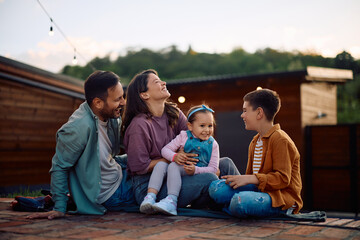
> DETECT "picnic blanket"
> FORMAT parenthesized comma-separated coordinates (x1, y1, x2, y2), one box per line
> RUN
(11, 193, 326, 222)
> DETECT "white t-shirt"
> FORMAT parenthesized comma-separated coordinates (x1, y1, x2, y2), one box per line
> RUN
(97, 119, 122, 204)
(253, 138, 263, 174)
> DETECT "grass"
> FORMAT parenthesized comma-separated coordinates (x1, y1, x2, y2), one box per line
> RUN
(0, 187, 43, 198)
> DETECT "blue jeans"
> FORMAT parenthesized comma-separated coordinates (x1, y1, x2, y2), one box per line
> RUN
(209, 179, 284, 218)
(102, 168, 137, 211)
(132, 157, 239, 208)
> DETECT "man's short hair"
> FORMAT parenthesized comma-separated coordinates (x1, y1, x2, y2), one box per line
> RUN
(84, 71, 120, 105)
(243, 88, 281, 121)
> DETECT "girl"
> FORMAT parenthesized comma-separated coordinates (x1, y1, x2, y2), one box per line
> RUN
(141, 104, 219, 215)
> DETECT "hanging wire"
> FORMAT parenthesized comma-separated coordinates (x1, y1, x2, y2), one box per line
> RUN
(36, 0, 96, 71)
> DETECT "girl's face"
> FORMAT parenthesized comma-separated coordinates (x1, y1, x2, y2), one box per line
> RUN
(143, 73, 170, 101)
(187, 112, 214, 141)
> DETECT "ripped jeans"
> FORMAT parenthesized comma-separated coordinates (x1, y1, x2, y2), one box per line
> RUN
(209, 179, 285, 218)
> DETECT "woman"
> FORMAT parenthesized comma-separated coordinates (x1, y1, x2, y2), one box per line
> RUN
(122, 69, 239, 210)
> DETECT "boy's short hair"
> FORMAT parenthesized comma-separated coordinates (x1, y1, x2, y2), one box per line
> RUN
(243, 88, 281, 121)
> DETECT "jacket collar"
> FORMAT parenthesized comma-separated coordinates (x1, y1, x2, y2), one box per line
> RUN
(262, 123, 280, 139)
(81, 101, 99, 120)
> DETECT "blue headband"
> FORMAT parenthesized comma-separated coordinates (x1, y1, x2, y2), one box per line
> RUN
(188, 105, 214, 119)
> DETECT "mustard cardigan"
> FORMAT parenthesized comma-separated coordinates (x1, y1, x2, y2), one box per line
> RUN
(246, 124, 303, 213)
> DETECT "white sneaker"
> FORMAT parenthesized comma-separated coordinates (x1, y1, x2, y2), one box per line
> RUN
(139, 194, 156, 214)
(152, 196, 177, 216)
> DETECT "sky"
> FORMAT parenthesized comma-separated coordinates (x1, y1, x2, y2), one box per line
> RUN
(0, 0, 360, 73)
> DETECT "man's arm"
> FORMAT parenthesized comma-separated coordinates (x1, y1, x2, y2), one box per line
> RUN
(27, 126, 86, 219)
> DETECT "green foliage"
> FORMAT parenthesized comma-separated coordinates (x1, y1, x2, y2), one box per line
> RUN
(336, 52, 360, 123)
(1, 187, 42, 198)
(61, 47, 360, 123)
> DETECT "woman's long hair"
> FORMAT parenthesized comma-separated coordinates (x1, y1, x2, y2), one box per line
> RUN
(121, 69, 180, 135)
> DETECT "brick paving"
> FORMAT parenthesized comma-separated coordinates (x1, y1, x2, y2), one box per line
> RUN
(0, 198, 359, 240)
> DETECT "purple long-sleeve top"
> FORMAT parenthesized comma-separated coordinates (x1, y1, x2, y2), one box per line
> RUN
(124, 111, 187, 175)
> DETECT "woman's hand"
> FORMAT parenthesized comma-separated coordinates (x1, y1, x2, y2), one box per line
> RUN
(174, 148, 198, 166)
(222, 175, 259, 189)
(183, 164, 195, 175)
(26, 210, 65, 220)
(148, 158, 169, 172)
(173, 152, 189, 165)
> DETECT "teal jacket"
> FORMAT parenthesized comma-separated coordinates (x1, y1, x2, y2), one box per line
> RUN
(50, 102, 123, 215)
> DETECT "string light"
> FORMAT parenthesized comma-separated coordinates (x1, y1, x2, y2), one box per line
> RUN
(178, 96, 186, 103)
(72, 49, 78, 65)
(37, 0, 95, 70)
(49, 18, 54, 36)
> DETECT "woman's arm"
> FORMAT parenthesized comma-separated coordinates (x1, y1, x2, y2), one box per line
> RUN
(161, 131, 187, 161)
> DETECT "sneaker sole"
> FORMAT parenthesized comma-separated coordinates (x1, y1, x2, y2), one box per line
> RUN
(152, 204, 177, 216)
(140, 203, 156, 214)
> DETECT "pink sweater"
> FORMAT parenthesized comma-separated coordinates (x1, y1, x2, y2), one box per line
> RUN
(161, 130, 219, 175)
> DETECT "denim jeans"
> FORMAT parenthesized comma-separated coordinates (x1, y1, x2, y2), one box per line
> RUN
(102, 168, 137, 211)
(209, 179, 284, 218)
(132, 157, 239, 208)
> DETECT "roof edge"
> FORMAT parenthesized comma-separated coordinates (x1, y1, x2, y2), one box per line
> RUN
(0, 55, 84, 90)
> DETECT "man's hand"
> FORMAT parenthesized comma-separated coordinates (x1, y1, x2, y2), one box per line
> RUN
(183, 164, 195, 175)
(26, 210, 65, 220)
(222, 175, 259, 189)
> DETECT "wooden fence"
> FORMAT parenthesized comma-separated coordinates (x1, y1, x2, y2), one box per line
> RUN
(304, 124, 359, 215)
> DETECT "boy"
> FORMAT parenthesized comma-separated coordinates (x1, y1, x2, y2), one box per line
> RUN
(209, 88, 303, 218)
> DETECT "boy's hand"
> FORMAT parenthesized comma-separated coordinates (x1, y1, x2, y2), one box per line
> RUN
(26, 210, 65, 220)
(222, 175, 259, 189)
(183, 164, 195, 175)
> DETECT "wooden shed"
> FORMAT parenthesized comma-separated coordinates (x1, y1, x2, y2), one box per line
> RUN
(0, 56, 84, 193)
(166, 67, 353, 183)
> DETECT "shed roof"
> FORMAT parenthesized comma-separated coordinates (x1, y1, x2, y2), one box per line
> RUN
(165, 66, 353, 86)
(0, 56, 84, 99)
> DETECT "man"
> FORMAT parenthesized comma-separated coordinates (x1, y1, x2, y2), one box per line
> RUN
(28, 71, 134, 220)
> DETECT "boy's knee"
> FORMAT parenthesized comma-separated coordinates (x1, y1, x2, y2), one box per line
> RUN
(229, 192, 248, 217)
(209, 179, 235, 204)
(209, 179, 223, 198)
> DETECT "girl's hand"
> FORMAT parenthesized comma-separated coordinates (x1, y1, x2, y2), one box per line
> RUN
(221, 175, 259, 189)
(183, 164, 195, 175)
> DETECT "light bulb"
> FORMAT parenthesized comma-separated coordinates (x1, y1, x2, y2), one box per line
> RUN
(49, 26, 54, 36)
(72, 56, 78, 65)
(178, 96, 186, 103)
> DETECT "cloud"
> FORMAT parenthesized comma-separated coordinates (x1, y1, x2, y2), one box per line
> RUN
(349, 46, 360, 59)
(14, 37, 124, 72)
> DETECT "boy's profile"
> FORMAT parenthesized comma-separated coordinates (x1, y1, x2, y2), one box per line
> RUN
(209, 88, 303, 218)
